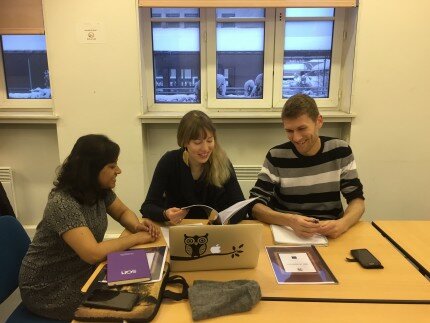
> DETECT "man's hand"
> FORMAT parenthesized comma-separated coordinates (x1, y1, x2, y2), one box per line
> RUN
(289, 214, 321, 238)
(165, 207, 188, 225)
(317, 198, 365, 238)
(318, 219, 348, 239)
(135, 219, 160, 239)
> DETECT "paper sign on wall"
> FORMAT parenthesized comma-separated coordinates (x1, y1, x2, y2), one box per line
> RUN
(78, 22, 105, 43)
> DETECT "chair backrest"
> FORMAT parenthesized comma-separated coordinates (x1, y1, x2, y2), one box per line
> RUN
(0, 215, 31, 303)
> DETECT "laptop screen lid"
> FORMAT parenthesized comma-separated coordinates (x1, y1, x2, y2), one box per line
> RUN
(169, 224, 263, 272)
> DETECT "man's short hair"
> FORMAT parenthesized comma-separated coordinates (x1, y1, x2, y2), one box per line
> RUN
(281, 93, 319, 121)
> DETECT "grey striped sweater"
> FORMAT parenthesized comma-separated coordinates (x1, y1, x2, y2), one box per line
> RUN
(250, 136, 364, 220)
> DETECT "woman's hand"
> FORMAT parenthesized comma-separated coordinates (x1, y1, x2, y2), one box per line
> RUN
(165, 207, 188, 225)
(133, 230, 157, 245)
(135, 219, 160, 239)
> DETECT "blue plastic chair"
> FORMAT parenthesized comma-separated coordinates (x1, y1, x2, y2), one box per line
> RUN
(0, 216, 66, 322)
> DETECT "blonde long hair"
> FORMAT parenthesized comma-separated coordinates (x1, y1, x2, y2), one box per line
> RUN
(177, 110, 231, 187)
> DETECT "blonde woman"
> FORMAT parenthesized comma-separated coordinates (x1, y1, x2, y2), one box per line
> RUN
(140, 110, 246, 224)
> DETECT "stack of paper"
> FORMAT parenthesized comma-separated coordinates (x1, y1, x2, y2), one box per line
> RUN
(270, 225, 328, 246)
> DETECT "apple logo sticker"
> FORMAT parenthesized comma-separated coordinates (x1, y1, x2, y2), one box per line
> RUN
(210, 244, 221, 254)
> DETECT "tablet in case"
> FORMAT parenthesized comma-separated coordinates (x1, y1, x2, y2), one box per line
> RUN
(83, 289, 139, 311)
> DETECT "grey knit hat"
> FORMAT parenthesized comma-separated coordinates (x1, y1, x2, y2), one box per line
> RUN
(188, 280, 261, 320)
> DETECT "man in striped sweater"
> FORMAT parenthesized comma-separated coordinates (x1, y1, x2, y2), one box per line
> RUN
(250, 94, 365, 239)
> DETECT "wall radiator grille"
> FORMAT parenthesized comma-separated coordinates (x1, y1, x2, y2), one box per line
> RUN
(233, 165, 261, 197)
(0, 167, 18, 216)
(233, 165, 261, 181)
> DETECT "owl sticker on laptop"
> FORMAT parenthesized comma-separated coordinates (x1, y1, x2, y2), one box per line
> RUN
(184, 234, 208, 258)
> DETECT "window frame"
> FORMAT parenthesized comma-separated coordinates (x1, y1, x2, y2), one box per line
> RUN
(272, 8, 345, 109)
(140, 7, 348, 112)
(0, 35, 52, 110)
(141, 8, 207, 112)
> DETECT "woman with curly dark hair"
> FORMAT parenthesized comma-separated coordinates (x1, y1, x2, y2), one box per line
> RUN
(19, 134, 159, 320)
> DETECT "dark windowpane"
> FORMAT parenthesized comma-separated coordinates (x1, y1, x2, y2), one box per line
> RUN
(1, 35, 51, 99)
(167, 22, 180, 28)
(184, 13, 199, 18)
(184, 22, 198, 28)
(151, 8, 200, 18)
(283, 21, 333, 98)
(152, 22, 200, 103)
(216, 8, 265, 19)
(219, 22, 236, 28)
(216, 22, 264, 99)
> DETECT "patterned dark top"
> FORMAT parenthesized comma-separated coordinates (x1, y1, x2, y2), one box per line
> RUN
(19, 189, 116, 320)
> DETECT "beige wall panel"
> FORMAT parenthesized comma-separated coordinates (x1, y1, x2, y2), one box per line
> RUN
(0, 124, 59, 226)
(350, 0, 430, 220)
(43, 0, 145, 233)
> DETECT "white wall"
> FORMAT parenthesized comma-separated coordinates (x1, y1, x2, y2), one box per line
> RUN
(350, 0, 430, 220)
(43, 0, 145, 233)
(2, 0, 429, 233)
(0, 124, 59, 228)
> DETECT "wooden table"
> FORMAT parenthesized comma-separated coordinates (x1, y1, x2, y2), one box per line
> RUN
(373, 220, 430, 277)
(74, 220, 430, 323)
(171, 221, 430, 303)
(153, 300, 430, 323)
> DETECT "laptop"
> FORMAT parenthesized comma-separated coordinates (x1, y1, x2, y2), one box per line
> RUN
(169, 223, 263, 272)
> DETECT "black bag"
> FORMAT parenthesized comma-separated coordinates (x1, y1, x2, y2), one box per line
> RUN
(74, 262, 188, 322)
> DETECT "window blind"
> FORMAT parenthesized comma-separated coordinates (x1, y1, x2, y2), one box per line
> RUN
(0, 0, 44, 34)
(138, 0, 358, 8)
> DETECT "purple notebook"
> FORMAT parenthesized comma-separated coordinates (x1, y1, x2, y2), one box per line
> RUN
(107, 249, 151, 286)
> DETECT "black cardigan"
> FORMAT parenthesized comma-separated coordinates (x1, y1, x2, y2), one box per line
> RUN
(0, 182, 15, 217)
(140, 148, 246, 223)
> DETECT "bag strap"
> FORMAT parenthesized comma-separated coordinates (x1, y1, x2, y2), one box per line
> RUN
(163, 275, 189, 301)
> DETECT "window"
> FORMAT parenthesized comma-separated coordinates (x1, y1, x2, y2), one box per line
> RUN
(215, 9, 265, 99)
(148, 8, 201, 104)
(0, 35, 51, 99)
(283, 9, 334, 99)
(206, 8, 274, 108)
(273, 8, 344, 108)
(140, 7, 348, 111)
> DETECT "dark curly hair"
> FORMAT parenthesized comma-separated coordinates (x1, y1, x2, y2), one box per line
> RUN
(53, 134, 120, 205)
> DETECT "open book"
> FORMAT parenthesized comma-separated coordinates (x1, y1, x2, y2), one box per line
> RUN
(181, 197, 257, 225)
(270, 224, 328, 246)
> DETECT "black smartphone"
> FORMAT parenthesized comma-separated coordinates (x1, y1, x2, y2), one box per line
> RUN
(350, 248, 383, 269)
(83, 289, 139, 311)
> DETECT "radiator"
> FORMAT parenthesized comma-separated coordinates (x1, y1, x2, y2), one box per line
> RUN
(233, 165, 261, 197)
(0, 167, 18, 217)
